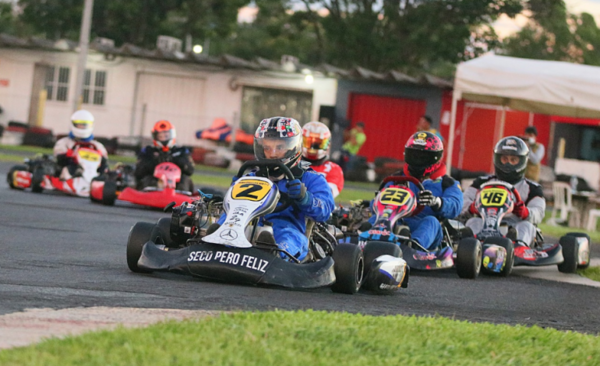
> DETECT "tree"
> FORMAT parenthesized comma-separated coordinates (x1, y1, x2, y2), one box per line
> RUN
(15, 0, 246, 49)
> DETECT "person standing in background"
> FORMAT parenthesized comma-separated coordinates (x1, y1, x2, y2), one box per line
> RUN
(340, 121, 366, 173)
(416, 115, 443, 141)
(523, 126, 545, 182)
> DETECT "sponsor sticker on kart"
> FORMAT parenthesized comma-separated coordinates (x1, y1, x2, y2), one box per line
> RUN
(188, 250, 269, 273)
(78, 149, 101, 162)
(231, 179, 271, 202)
(480, 188, 508, 207)
(379, 188, 410, 206)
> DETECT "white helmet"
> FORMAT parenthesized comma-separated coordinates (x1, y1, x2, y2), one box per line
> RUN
(302, 121, 331, 164)
(70, 109, 94, 140)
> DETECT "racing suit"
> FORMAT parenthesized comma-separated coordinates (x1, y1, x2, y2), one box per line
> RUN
(218, 164, 334, 261)
(134, 145, 195, 191)
(372, 165, 463, 250)
(53, 134, 108, 179)
(309, 160, 344, 198)
(461, 175, 546, 246)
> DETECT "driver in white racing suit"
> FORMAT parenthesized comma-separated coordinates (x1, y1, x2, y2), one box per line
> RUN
(461, 136, 546, 246)
(54, 110, 108, 180)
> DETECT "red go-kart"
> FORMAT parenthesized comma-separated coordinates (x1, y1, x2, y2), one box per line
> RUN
(90, 162, 197, 209)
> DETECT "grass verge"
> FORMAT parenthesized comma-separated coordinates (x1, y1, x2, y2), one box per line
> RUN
(579, 266, 600, 282)
(0, 310, 598, 366)
(538, 223, 600, 244)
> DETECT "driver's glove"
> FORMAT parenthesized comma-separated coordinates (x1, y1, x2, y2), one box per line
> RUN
(512, 201, 529, 219)
(418, 190, 443, 211)
(287, 179, 311, 207)
(469, 201, 479, 215)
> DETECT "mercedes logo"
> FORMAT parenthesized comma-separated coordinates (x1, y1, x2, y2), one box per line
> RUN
(220, 229, 238, 240)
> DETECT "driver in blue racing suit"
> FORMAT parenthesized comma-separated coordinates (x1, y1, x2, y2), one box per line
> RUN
(372, 132, 463, 250)
(218, 117, 334, 261)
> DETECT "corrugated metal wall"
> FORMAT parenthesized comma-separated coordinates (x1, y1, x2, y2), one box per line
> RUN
(347, 93, 426, 162)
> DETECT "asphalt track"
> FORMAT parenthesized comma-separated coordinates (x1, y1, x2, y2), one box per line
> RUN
(1, 162, 599, 334)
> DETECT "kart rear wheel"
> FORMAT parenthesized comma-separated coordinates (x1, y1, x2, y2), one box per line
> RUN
(482, 237, 514, 277)
(331, 243, 364, 294)
(456, 237, 482, 279)
(31, 167, 44, 193)
(6, 165, 27, 190)
(102, 181, 117, 206)
(566, 233, 591, 270)
(152, 217, 177, 248)
(127, 222, 156, 273)
(558, 235, 578, 273)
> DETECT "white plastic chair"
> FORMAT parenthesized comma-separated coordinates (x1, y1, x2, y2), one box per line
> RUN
(548, 182, 581, 226)
(586, 209, 600, 231)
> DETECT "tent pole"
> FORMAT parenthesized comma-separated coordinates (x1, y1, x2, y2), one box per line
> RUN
(446, 92, 459, 172)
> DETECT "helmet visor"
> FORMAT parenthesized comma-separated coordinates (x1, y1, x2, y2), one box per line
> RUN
(404, 148, 441, 168)
(302, 136, 329, 151)
(72, 120, 93, 129)
(254, 136, 301, 161)
(153, 129, 175, 144)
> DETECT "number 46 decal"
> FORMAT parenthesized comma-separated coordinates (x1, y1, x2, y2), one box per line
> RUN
(480, 188, 508, 207)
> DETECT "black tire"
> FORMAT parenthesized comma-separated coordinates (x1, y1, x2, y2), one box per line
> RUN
(566, 233, 591, 270)
(6, 165, 28, 189)
(30, 168, 44, 193)
(102, 181, 117, 206)
(456, 237, 482, 279)
(331, 243, 364, 294)
(152, 217, 177, 248)
(558, 235, 579, 273)
(482, 237, 514, 277)
(126, 222, 156, 273)
(362, 241, 401, 278)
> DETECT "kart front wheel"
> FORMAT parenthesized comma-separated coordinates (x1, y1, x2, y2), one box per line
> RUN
(456, 237, 482, 279)
(558, 235, 578, 273)
(6, 165, 27, 190)
(362, 241, 403, 293)
(102, 181, 117, 206)
(566, 233, 591, 270)
(482, 237, 514, 277)
(331, 243, 364, 294)
(127, 222, 156, 273)
(31, 168, 44, 193)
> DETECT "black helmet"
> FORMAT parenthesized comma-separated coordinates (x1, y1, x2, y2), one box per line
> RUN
(254, 116, 303, 177)
(404, 131, 444, 179)
(493, 136, 529, 184)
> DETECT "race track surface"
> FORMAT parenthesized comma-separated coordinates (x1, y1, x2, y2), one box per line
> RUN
(1, 162, 599, 334)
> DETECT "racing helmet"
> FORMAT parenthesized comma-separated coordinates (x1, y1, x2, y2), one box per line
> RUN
(70, 109, 94, 140)
(403, 131, 444, 179)
(152, 120, 176, 152)
(301, 121, 331, 165)
(254, 117, 303, 177)
(494, 136, 529, 184)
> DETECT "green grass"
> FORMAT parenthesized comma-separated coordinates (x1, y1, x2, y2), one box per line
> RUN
(0, 311, 598, 366)
(579, 266, 600, 282)
(538, 222, 600, 244)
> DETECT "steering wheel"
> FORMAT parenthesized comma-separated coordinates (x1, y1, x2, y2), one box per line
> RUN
(236, 159, 295, 213)
(378, 175, 425, 216)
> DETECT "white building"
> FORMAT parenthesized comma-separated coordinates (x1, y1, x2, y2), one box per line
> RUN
(0, 34, 337, 146)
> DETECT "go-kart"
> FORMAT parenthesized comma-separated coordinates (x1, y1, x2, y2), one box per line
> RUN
(353, 175, 482, 279)
(7, 144, 103, 197)
(90, 162, 197, 209)
(126, 160, 408, 294)
(468, 180, 590, 274)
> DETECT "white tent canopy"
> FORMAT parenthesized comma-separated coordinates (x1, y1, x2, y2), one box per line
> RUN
(447, 54, 600, 170)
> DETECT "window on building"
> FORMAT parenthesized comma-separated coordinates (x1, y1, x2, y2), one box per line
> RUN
(83, 69, 107, 105)
(45, 66, 70, 102)
(240, 87, 313, 133)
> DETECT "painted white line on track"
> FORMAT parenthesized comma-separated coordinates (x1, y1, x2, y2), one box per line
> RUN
(0, 307, 218, 349)
(513, 258, 600, 288)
